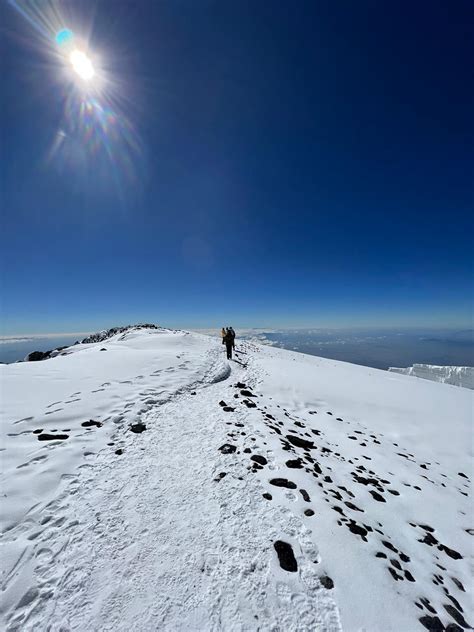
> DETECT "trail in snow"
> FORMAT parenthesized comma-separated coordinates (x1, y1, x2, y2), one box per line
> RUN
(7, 343, 340, 631)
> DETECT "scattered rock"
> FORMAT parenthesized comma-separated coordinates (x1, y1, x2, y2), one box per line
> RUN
(26, 350, 51, 362)
(100, 348, 107, 351)
(419, 616, 444, 631)
(345, 501, 364, 512)
(235, 382, 246, 389)
(219, 401, 227, 407)
(439, 544, 463, 560)
(443, 604, 469, 628)
(251, 455, 268, 466)
(269, 478, 297, 489)
(214, 472, 227, 481)
(274, 540, 298, 572)
(240, 390, 256, 398)
(388, 567, 404, 581)
(81, 419, 102, 428)
(115, 449, 123, 455)
(262, 493, 272, 500)
(37, 433, 68, 441)
(286, 435, 315, 450)
(300, 489, 311, 502)
(382, 541, 398, 553)
(223, 406, 235, 412)
(33, 429, 43, 434)
(320, 575, 334, 589)
(286, 458, 303, 469)
(369, 490, 386, 503)
(242, 399, 257, 408)
(243, 448, 252, 454)
(304, 509, 315, 517)
(451, 577, 465, 592)
(130, 422, 146, 433)
(219, 444, 237, 454)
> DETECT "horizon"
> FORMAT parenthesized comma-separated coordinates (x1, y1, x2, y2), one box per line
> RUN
(1, 1, 473, 335)
(1, 323, 473, 340)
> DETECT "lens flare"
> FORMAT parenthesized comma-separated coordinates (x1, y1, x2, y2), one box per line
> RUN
(69, 49, 94, 81)
(8, 0, 144, 201)
(55, 28, 73, 47)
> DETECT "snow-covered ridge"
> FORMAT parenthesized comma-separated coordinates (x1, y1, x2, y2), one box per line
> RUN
(1, 328, 472, 631)
(22, 323, 160, 362)
(388, 364, 474, 389)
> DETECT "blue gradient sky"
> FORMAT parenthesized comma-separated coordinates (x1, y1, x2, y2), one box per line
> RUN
(1, 1, 473, 335)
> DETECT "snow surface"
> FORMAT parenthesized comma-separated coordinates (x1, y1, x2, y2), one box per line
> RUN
(1, 328, 472, 631)
(388, 364, 474, 390)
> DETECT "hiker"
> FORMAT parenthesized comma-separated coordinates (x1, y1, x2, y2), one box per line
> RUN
(228, 327, 235, 349)
(221, 327, 226, 340)
(223, 328, 234, 360)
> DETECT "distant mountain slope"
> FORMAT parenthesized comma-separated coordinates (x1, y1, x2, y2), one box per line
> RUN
(1, 328, 472, 631)
(388, 364, 474, 389)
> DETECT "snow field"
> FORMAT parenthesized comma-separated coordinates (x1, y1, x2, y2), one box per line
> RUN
(1, 328, 472, 631)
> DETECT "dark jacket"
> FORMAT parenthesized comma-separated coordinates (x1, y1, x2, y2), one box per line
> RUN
(223, 332, 233, 347)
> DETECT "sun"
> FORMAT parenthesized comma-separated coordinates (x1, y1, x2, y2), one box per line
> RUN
(69, 49, 95, 81)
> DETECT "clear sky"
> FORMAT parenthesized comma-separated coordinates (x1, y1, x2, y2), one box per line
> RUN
(1, 0, 473, 335)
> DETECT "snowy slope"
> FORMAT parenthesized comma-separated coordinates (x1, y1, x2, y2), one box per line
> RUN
(388, 364, 474, 390)
(1, 328, 472, 632)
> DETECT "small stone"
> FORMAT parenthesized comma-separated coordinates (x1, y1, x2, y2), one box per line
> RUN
(251, 455, 268, 466)
(320, 575, 334, 589)
(304, 509, 315, 517)
(82, 419, 102, 428)
(240, 389, 256, 398)
(219, 444, 236, 454)
(262, 493, 272, 500)
(419, 616, 444, 632)
(269, 478, 297, 489)
(286, 458, 303, 469)
(369, 490, 386, 502)
(37, 433, 68, 441)
(130, 422, 146, 433)
(274, 540, 297, 572)
(299, 489, 311, 502)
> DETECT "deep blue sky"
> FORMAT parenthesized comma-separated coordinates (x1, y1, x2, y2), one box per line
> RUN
(1, 0, 473, 334)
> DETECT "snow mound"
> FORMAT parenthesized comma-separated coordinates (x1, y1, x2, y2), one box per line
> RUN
(388, 364, 474, 389)
(1, 330, 472, 632)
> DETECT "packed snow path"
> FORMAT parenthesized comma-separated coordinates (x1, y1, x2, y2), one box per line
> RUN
(1, 329, 472, 631)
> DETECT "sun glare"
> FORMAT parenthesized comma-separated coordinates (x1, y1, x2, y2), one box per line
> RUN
(69, 49, 94, 81)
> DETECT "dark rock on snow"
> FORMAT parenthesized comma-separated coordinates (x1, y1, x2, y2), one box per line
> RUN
(37, 433, 69, 441)
(274, 540, 298, 572)
(269, 478, 297, 489)
(320, 575, 334, 589)
(129, 422, 146, 433)
(219, 444, 237, 454)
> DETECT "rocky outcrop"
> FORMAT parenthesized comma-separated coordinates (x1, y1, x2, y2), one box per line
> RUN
(80, 324, 159, 345)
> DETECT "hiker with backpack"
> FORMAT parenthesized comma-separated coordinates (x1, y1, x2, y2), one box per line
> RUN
(222, 327, 235, 360)
(228, 327, 235, 349)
